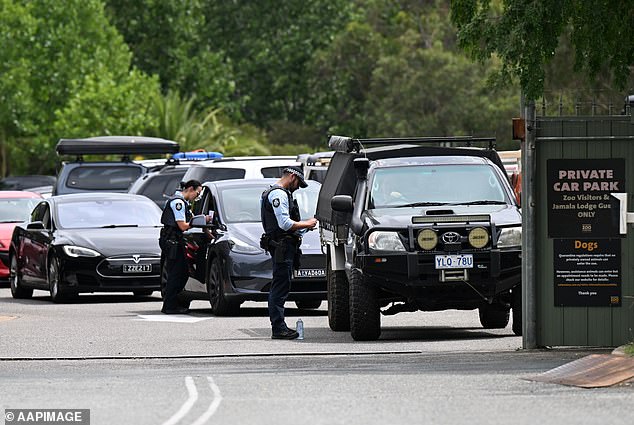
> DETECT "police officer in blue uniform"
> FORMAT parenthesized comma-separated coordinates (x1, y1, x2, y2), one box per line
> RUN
(260, 166, 317, 339)
(160, 179, 207, 314)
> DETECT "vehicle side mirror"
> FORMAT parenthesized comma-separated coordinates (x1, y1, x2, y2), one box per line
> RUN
(331, 195, 353, 212)
(26, 221, 45, 230)
(189, 214, 214, 228)
(353, 158, 370, 180)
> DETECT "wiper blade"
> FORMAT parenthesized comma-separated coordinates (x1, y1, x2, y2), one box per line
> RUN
(398, 202, 449, 207)
(100, 224, 139, 228)
(0, 220, 23, 223)
(449, 200, 508, 206)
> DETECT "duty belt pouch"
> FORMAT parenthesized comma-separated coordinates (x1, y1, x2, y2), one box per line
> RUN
(164, 239, 181, 260)
(259, 233, 271, 252)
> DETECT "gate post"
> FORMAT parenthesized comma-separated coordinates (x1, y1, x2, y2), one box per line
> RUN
(522, 100, 538, 348)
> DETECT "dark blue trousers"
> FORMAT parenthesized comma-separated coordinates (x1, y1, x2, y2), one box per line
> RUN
(269, 240, 296, 332)
(162, 245, 188, 310)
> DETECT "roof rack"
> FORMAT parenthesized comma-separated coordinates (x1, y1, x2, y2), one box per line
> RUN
(56, 136, 179, 156)
(328, 135, 496, 153)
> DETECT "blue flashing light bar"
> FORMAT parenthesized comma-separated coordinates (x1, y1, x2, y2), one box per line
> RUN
(172, 151, 223, 160)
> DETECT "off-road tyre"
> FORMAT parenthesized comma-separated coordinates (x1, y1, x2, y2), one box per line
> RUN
(327, 254, 350, 331)
(208, 257, 240, 316)
(512, 285, 522, 336)
(349, 268, 381, 341)
(479, 303, 510, 329)
(10, 254, 32, 299)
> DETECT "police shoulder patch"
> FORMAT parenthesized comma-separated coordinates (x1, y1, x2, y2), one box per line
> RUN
(272, 198, 280, 208)
(175, 202, 183, 211)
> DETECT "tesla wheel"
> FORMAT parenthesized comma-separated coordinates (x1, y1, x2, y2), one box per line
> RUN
(349, 268, 381, 341)
(295, 300, 322, 310)
(479, 302, 510, 329)
(208, 257, 240, 316)
(512, 286, 522, 336)
(133, 290, 154, 297)
(327, 254, 350, 331)
(48, 255, 75, 303)
(10, 254, 32, 299)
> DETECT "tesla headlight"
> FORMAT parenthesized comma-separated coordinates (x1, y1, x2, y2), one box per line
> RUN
(497, 227, 522, 248)
(468, 227, 489, 249)
(417, 229, 437, 250)
(62, 245, 101, 257)
(368, 231, 406, 252)
(229, 237, 263, 254)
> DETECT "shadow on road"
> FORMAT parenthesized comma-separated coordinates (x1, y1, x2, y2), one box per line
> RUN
(2, 293, 162, 305)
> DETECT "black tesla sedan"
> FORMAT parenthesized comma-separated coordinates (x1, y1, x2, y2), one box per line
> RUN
(9, 193, 163, 302)
(177, 179, 326, 315)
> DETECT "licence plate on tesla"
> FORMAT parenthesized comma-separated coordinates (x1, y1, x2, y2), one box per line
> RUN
(294, 269, 326, 278)
(434, 254, 473, 269)
(123, 264, 152, 273)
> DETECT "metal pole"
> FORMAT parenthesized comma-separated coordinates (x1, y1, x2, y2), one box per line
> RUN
(522, 100, 538, 348)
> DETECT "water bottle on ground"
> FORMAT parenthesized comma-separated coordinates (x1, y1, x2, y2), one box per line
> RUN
(296, 318, 304, 340)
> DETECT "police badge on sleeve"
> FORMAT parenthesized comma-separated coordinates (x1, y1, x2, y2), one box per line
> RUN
(272, 198, 280, 207)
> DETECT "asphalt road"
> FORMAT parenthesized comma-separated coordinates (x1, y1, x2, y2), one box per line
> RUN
(0, 287, 632, 425)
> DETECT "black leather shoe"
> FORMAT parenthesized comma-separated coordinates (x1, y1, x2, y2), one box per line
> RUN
(272, 328, 299, 340)
(161, 307, 190, 314)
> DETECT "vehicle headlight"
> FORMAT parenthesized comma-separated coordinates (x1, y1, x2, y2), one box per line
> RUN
(417, 229, 438, 250)
(497, 227, 521, 248)
(368, 231, 406, 252)
(62, 245, 101, 257)
(468, 227, 489, 249)
(229, 237, 263, 254)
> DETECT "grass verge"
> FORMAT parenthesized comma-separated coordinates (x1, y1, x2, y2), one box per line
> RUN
(625, 343, 634, 357)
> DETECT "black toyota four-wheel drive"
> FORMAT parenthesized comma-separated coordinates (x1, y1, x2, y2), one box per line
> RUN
(316, 136, 522, 341)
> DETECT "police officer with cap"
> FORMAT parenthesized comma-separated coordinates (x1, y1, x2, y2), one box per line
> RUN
(260, 166, 317, 339)
(160, 179, 209, 314)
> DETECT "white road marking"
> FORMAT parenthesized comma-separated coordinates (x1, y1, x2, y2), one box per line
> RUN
(188, 377, 223, 425)
(161, 376, 199, 425)
(136, 315, 211, 323)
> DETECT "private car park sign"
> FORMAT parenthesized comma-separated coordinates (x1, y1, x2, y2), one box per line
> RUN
(547, 159, 625, 307)
(547, 159, 625, 238)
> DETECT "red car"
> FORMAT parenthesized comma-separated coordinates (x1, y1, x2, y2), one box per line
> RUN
(0, 191, 42, 279)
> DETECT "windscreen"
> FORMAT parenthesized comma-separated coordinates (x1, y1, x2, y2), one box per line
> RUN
(0, 198, 41, 223)
(66, 166, 143, 190)
(219, 183, 320, 223)
(369, 164, 507, 208)
(57, 199, 161, 229)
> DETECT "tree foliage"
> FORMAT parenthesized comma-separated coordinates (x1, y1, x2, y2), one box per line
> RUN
(104, 0, 241, 116)
(0, 0, 160, 174)
(451, 0, 634, 101)
(305, 0, 519, 145)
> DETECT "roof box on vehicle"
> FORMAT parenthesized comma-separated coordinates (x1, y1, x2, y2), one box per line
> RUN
(56, 136, 179, 156)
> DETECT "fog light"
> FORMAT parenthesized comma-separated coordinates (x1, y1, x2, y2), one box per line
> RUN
(468, 227, 489, 248)
(417, 229, 438, 250)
